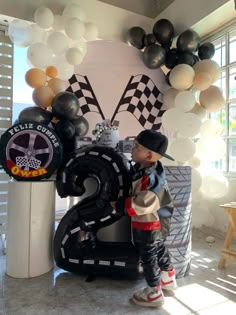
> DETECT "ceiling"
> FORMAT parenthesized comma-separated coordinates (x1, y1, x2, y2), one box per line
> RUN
(0, 0, 175, 24)
(98, 0, 175, 18)
(0, 0, 234, 39)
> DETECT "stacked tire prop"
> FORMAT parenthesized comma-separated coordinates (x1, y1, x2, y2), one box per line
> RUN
(165, 166, 192, 279)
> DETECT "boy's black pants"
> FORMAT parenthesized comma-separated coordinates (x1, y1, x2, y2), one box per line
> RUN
(135, 240, 173, 287)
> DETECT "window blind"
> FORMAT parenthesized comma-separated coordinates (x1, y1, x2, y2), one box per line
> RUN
(0, 30, 13, 238)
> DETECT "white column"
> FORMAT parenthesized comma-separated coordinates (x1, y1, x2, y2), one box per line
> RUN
(6, 181, 55, 278)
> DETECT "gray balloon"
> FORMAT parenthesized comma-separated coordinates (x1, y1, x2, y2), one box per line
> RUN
(177, 29, 200, 53)
(143, 44, 166, 69)
(51, 92, 79, 120)
(13, 118, 19, 125)
(71, 115, 89, 137)
(127, 26, 146, 49)
(18, 106, 53, 124)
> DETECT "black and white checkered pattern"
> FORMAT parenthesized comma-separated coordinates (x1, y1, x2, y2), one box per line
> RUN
(66, 74, 105, 119)
(111, 74, 165, 130)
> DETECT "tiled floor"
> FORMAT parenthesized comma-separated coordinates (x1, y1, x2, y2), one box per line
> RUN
(0, 228, 236, 315)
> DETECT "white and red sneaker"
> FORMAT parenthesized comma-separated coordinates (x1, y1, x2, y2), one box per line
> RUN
(161, 268, 177, 291)
(132, 285, 164, 308)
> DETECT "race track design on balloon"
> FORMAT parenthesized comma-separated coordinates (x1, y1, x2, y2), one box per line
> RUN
(54, 145, 141, 277)
(54, 144, 192, 279)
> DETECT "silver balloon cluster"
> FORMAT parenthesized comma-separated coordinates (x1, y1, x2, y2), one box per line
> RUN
(92, 119, 119, 141)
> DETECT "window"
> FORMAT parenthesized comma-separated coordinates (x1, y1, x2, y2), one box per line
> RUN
(12, 46, 33, 123)
(207, 21, 236, 174)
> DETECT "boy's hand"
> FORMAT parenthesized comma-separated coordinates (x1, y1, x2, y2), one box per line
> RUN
(110, 201, 116, 209)
(110, 198, 125, 218)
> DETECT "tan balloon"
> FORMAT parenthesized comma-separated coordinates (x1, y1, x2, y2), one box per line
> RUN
(189, 156, 201, 169)
(193, 72, 212, 91)
(48, 78, 65, 94)
(193, 60, 220, 83)
(199, 85, 225, 112)
(32, 86, 54, 108)
(46, 66, 58, 79)
(169, 64, 195, 91)
(25, 68, 47, 88)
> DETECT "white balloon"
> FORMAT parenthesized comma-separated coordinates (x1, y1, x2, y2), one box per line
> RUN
(66, 47, 84, 65)
(178, 113, 202, 138)
(84, 23, 99, 41)
(76, 40, 87, 56)
(63, 4, 87, 21)
(174, 91, 196, 112)
(52, 15, 65, 31)
(200, 119, 222, 139)
(201, 172, 229, 199)
(161, 109, 184, 132)
(27, 43, 53, 68)
(170, 138, 196, 162)
(189, 102, 207, 120)
(52, 55, 74, 80)
(65, 18, 85, 40)
(163, 88, 180, 109)
(69, 39, 87, 56)
(30, 24, 47, 44)
(8, 19, 32, 47)
(34, 7, 54, 29)
(191, 168, 202, 192)
(196, 137, 226, 161)
(47, 32, 69, 54)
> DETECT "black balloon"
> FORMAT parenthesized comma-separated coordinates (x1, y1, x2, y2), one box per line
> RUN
(153, 19, 174, 46)
(177, 52, 195, 66)
(165, 48, 178, 69)
(198, 42, 215, 60)
(176, 29, 200, 53)
(144, 33, 156, 46)
(143, 44, 166, 69)
(54, 120, 76, 141)
(13, 118, 19, 125)
(51, 92, 79, 120)
(127, 26, 146, 49)
(71, 115, 89, 137)
(18, 106, 53, 124)
(193, 54, 200, 65)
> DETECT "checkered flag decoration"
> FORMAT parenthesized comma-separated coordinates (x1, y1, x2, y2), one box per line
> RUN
(66, 74, 105, 120)
(111, 74, 165, 130)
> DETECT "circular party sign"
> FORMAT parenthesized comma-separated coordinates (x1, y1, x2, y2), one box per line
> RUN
(0, 122, 63, 181)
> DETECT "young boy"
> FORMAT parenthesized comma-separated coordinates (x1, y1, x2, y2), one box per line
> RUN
(111, 129, 177, 308)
